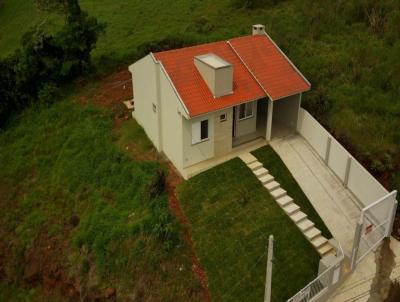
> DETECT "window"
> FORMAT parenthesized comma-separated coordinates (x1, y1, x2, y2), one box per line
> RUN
(238, 102, 253, 120)
(219, 113, 227, 122)
(192, 119, 209, 144)
(201, 120, 208, 140)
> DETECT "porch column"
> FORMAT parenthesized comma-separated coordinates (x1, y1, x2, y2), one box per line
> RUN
(266, 99, 274, 141)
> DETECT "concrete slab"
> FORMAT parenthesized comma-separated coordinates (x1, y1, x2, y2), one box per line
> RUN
(270, 134, 400, 301)
(270, 135, 360, 253)
(184, 138, 266, 179)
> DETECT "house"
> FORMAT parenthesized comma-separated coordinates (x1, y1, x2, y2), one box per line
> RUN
(128, 25, 311, 178)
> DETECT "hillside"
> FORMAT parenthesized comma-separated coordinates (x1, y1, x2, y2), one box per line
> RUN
(1, 0, 399, 192)
(1, 0, 400, 300)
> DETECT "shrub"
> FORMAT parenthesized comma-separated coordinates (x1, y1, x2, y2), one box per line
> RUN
(0, 0, 105, 127)
(147, 169, 166, 199)
(370, 159, 385, 173)
(38, 83, 61, 105)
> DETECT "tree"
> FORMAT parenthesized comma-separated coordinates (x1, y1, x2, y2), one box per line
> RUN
(0, 0, 105, 127)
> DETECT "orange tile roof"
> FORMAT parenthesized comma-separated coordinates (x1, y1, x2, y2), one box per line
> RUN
(154, 41, 265, 117)
(229, 35, 310, 100)
(153, 34, 310, 117)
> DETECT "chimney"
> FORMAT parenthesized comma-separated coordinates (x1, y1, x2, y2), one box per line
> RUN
(194, 53, 233, 98)
(252, 24, 265, 35)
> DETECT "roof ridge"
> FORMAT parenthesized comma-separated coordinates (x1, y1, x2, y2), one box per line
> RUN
(226, 40, 271, 100)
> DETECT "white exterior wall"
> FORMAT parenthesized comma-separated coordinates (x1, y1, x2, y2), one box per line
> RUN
(129, 55, 160, 150)
(273, 94, 300, 129)
(214, 108, 233, 156)
(158, 66, 185, 172)
(234, 101, 257, 137)
(182, 114, 215, 168)
(297, 108, 390, 208)
(328, 139, 349, 182)
(347, 160, 389, 206)
(297, 109, 328, 159)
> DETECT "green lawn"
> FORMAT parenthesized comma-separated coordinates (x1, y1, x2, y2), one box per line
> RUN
(253, 146, 332, 239)
(178, 158, 320, 302)
(0, 100, 201, 301)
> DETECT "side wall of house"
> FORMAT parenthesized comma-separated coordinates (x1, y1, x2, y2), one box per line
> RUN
(130, 55, 160, 150)
(234, 100, 257, 137)
(182, 113, 215, 168)
(273, 93, 300, 129)
(159, 66, 184, 172)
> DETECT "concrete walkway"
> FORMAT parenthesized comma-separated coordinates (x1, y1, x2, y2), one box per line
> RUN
(270, 134, 361, 254)
(270, 134, 400, 302)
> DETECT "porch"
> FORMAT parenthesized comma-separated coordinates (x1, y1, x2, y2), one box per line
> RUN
(232, 94, 301, 148)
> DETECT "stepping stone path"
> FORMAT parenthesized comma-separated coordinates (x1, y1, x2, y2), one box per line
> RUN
(239, 152, 335, 258)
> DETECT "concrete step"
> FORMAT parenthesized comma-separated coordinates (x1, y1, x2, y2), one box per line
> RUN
(296, 219, 314, 232)
(311, 235, 328, 249)
(283, 203, 300, 215)
(318, 243, 335, 257)
(239, 153, 258, 165)
(304, 227, 321, 241)
(259, 174, 274, 185)
(290, 211, 307, 223)
(276, 195, 293, 207)
(254, 167, 269, 178)
(265, 181, 280, 192)
(270, 188, 286, 199)
(248, 161, 263, 171)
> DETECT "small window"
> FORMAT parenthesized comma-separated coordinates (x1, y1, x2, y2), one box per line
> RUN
(238, 102, 253, 120)
(201, 120, 208, 140)
(219, 113, 227, 122)
(152, 103, 157, 113)
(192, 119, 209, 144)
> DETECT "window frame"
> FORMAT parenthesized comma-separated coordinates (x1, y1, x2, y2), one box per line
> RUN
(219, 113, 227, 122)
(191, 118, 209, 145)
(238, 102, 254, 120)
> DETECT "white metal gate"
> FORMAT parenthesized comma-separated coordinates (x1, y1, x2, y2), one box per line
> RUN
(350, 190, 398, 270)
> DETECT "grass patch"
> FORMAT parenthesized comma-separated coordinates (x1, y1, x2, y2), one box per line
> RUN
(114, 118, 157, 159)
(0, 100, 201, 301)
(178, 158, 320, 302)
(252, 146, 332, 238)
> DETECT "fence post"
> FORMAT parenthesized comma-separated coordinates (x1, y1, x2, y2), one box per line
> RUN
(344, 156, 352, 187)
(386, 193, 398, 237)
(264, 235, 274, 302)
(351, 221, 363, 271)
(325, 136, 332, 164)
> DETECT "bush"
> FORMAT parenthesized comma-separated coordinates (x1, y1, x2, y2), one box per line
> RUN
(0, 0, 105, 128)
(370, 159, 385, 173)
(147, 169, 166, 199)
(136, 34, 198, 58)
(38, 83, 61, 105)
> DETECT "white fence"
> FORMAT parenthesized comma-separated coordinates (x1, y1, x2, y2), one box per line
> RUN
(287, 108, 398, 302)
(287, 242, 345, 302)
(297, 109, 389, 207)
(351, 191, 398, 270)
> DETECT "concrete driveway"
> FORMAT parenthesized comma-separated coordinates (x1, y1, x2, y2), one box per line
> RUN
(270, 134, 361, 253)
(270, 134, 400, 302)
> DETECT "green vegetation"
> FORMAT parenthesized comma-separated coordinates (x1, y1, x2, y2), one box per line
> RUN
(1, 0, 398, 190)
(178, 158, 320, 302)
(0, 0, 105, 126)
(253, 146, 332, 238)
(0, 100, 201, 301)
